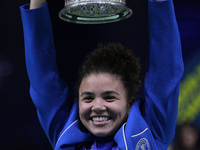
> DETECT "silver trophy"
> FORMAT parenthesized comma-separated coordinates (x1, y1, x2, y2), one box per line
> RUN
(59, 0, 132, 24)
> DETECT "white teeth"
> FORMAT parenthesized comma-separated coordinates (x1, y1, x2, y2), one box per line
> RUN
(92, 117, 109, 122)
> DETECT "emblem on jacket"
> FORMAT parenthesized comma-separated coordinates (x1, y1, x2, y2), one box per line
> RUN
(135, 138, 150, 150)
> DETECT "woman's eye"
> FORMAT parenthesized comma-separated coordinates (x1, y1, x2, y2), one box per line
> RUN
(83, 97, 93, 102)
(106, 96, 114, 99)
(105, 96, 116, 101)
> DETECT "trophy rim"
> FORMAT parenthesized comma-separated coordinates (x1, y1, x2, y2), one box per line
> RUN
(59, 2, 133, 24)
(65, 0, 127, 6)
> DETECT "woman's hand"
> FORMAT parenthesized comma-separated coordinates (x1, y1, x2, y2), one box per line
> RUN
(30, 0, 46, 9)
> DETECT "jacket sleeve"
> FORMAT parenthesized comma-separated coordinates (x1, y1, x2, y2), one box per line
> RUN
(143, 0, 184, 145)
(20, 3, 70, 147)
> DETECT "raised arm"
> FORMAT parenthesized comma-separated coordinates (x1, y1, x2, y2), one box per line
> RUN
(143, 0, 184, 145)
(20, 2, 70, 147)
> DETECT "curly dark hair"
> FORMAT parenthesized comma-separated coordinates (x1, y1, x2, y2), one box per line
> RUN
(76, 43, 141, 105)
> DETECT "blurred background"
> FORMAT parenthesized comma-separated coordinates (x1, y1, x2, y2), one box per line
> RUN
(0, 0, 200, 149)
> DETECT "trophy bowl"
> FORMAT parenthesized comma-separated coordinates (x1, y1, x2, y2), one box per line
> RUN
(59, 0, 132, 24)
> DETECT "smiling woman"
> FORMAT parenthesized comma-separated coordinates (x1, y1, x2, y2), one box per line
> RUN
(77, 43, 141, 141)
(20, 0, 184, 149)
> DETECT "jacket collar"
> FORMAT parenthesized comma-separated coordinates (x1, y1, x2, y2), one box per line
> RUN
(115, 99, 149, 150)
(55, 103, 92, 149)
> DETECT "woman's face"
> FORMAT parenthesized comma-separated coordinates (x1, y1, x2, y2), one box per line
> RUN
(79, 73, 130, 137)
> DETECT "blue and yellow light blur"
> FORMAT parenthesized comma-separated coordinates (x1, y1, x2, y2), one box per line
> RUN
(177, 55, 200, 124)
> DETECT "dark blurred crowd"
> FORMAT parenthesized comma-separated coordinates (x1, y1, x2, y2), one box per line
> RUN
(168, 123, 200, 150)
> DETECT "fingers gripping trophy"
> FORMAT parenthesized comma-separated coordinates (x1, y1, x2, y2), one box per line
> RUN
(30, 0, 132, 24)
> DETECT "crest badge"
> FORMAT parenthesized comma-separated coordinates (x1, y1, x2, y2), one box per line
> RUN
(135, 138, 150, 150)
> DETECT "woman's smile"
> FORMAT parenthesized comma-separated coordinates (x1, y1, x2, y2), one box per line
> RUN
(91, 116, 110, 122)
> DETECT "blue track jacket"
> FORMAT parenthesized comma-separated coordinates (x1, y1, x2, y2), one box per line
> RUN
(20, 0, 184, 149)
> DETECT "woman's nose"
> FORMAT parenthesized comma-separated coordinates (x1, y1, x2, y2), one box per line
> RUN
(91, 98, 106, 113)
